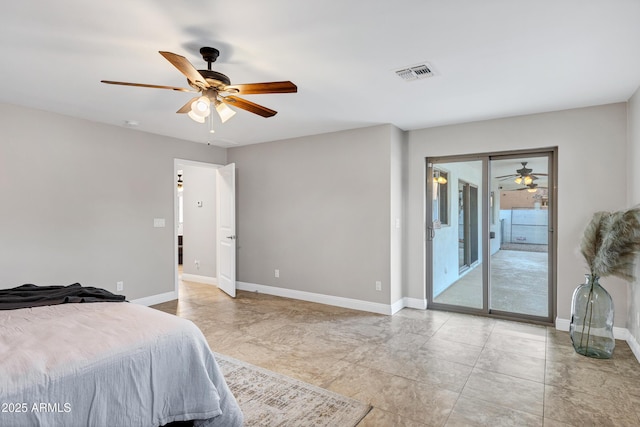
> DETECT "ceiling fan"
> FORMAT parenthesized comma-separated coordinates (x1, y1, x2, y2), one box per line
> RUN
(495, 162, 548, 186)
(101, 47, 297, 126)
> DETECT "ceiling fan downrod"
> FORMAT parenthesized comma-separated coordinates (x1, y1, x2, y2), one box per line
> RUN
(200, 47, 220, 71)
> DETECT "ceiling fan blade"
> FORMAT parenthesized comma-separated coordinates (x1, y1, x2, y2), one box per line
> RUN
(516, 187, 548, 191)
(100, 80, 195, 93)
(225, 81, 297, 95)
(495, 174, 517, 179)
(176, 97, 200, 114)
(222, 95, 277, 117)
(159, 51, 210, 90)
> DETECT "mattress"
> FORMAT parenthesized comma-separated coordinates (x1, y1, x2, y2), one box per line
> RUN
(0, 302, 243, 427)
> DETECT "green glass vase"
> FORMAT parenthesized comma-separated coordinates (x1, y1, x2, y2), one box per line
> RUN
(569, 274, 615, 358)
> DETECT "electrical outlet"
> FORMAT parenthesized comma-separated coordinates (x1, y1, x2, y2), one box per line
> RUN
(194, 259, 200, 270)
(275, 269, 280, 278)
(375, 281, 382, 291)
(116, 281, 124, 292)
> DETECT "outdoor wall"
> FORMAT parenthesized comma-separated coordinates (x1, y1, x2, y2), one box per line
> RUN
(432, 161, 483, 297)
(0, 103, 226, 301)
(406, 103, 628, 326)
(500, 209, 549, 245)
(489, 178, 502, 256)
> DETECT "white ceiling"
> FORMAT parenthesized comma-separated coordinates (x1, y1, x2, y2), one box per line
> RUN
(2, 1, 640, 147)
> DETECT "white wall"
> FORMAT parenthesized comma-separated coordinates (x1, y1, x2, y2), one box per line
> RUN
(0, 104, 226, 300)
(406, 103, 628, 325)
(627, 87, 640, 342)
(181, 162, 218, 279)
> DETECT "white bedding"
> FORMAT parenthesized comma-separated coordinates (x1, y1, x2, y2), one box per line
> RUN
(0, 302, 243, 427)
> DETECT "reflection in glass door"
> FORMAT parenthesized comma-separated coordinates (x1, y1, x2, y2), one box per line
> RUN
(490, 157, 550, 318)
(427, 151, 555, 323)
(458, 181, 479, 273)
(430, 159, 484, 310)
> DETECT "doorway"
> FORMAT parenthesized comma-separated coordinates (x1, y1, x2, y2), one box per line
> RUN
(426, 149, 556, 324)
(173, 159, 236, 299)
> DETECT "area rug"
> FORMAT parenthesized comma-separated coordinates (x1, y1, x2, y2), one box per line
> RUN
(214, 353, 372, 427)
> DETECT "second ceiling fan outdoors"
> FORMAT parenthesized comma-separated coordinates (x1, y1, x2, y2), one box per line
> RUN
(101, 47, 297, 127)
(496, 161, 548, 193)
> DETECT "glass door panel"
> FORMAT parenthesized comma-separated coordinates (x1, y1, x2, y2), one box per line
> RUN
(430, 160, 484, 310)
(428, 151, 554, 323)
(489, 156, 550, 318)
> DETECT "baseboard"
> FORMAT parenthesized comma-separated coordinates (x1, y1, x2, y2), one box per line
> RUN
(389, 297, 428, 314)
(556, 316, 639, 363)
(555, 317, 571, 332)
(555, 317, 629, 340)
(181, 273, 217, 285)
(627, 333, 640, 363)
(390, 299, 405, 315)
(131, 290, 177, 306)
(403, 297, 428, 310)
(237, 281, 394, 315)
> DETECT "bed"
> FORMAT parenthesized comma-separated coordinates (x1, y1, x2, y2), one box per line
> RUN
(0, 296, 243, 427)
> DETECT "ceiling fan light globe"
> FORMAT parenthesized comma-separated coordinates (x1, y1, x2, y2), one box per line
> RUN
(188, 110, 206, 123)
(190, 97, 211, 118)
(514, 177, 523, 184)
(524, 176, 533, 185)
(216, 102, 236, 123)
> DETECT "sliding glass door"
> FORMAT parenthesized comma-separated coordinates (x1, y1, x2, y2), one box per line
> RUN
(430, 159, 484, 310)
(426, 150, 555, 323)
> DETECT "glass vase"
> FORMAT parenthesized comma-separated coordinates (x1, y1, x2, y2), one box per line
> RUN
(569, 274, 615, 358)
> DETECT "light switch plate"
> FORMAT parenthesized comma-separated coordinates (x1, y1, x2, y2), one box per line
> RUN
(153, 218, 165, 228)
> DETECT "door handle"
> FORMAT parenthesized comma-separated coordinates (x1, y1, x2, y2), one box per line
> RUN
(427, 226, 435, 240)
(226, 235, 236, 240)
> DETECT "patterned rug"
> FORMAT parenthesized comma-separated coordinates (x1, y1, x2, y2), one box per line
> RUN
(215, 353, 372, 427)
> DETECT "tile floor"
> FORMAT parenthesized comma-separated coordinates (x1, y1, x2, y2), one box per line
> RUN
(152, 280, 640, 426)
(433, 249, 549, 317)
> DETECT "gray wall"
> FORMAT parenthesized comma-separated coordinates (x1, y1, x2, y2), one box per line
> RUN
(406, 103, 629, 325)
(2, 100, 636, 331)
(181, 163, 217, 278)
(0, 104, 226, 300)
(390, 126, 406, 304)
(628, 87, 640, 343)
(228, 125, 398, 304)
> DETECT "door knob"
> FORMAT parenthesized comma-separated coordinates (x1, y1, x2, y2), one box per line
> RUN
(226, 235, 236, 240)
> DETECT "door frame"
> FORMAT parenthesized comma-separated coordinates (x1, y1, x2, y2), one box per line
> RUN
(425, 147, 557, 325)
(173, 158, 225, 298)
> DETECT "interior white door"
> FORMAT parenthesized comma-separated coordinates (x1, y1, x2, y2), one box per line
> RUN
(216, 163, 236, 298)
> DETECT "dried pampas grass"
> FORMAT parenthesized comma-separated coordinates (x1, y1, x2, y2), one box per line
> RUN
(580, 207, 640, 281)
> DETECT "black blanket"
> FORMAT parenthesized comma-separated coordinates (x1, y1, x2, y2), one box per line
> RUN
(0, 283, 126, 310)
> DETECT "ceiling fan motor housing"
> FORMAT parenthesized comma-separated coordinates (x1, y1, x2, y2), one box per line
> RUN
(192, 70, 231, 88)
(186, 47, 232, 89)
